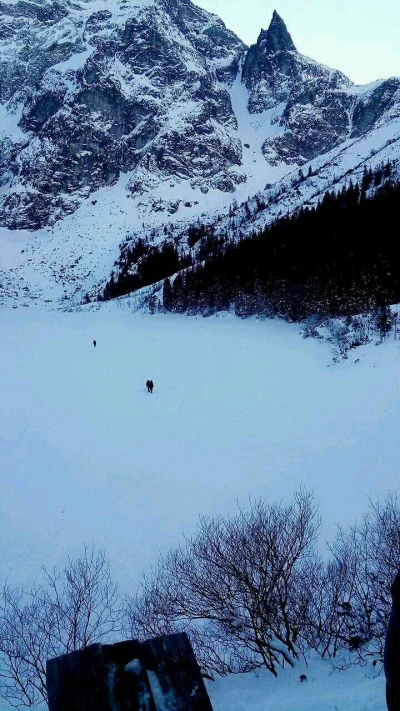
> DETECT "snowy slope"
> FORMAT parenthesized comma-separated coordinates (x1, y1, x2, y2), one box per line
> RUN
(209, 655, 385, 711)
(1, 310, 400, 589)
(0, 309, 396, 710)
(1, 3, 400, 306)
(205, 117, 400, 246)
(2, 107, 400, 309)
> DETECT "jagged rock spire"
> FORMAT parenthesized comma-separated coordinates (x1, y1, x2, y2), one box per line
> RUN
(259, 10, 296, 55)
(242, 11, 296, 89)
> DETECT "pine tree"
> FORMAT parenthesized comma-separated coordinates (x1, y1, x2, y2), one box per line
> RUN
(163, 278, 173, 312)
(375, 306, 393, 342)
(384, 162, 392, 179)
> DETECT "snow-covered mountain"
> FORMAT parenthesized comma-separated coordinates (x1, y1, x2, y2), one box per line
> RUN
(0, 0, 245, 229)
(1, 0, 400, 305)
(242, 11, 400, 165)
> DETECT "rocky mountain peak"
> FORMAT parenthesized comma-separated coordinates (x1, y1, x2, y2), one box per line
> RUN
(0, 0, 400, 260)
(242, 10, 351, 115)
(242, 11, 299, 111)
(260, 10, 296, 56)
(0, 0, 246, 229)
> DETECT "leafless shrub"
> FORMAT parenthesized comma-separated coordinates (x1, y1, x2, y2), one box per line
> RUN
(125, 489, 321, 677)
(0, 546, 121, 708)
(348, 315, 372, 347)
(302, 315, 325, 339)
(125, 491, 400, 675)
(327, 320, 350, 359)
(304, 544, 357, 659)
(326, 493, 400, 669)
(2, 492, 399, 706)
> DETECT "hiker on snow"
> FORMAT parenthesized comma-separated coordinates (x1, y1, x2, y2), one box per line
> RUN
(146, 380, 154, 393)
(93, 340, 97, 347)
(385, 570, 400, 710)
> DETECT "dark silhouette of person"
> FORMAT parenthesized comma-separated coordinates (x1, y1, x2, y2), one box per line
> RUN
(93, 340, 97, 347)
(385, 570, 400, 710)
(146, 380, 154, 393)
(149, 380, 154, 393)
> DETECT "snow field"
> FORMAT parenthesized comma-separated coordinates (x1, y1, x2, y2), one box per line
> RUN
(208, 653, 385, 711)
(1, 310, 399, 587)
(0, 309, 398, 711)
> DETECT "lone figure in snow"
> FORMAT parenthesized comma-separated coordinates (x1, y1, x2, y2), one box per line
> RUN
(146, 379, 154, 393)
(93, 340, 97, 347)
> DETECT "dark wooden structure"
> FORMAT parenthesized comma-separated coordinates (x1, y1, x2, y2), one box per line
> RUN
(46, 633, 214, 711)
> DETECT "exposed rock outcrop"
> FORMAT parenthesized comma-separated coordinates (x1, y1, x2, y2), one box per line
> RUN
(1, 0, 400, 292)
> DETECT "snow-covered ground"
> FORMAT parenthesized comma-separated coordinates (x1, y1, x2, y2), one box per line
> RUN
(209, 654, 385, 711)
(1, 309, 397, 711)
(227, 69, 290, 195)
(1, 309, 399, 583)
(1, 114, 399, 309)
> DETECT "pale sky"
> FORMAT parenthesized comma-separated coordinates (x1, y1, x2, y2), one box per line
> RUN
(195, 0, 400, 85)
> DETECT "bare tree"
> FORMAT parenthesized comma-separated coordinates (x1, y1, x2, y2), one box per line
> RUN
(5, 492, 397, 707)
(0, 546, 121, 708)
(348, 315, 371, 347)
(125, 489, 321, 677)
(325, 493, 400, 669)
(327, 320, 350, 359)
(304, 544, 359, 659)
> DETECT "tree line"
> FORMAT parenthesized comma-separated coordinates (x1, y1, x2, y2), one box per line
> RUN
(102, 240, 192, 301)
(162, 164, 400, 319)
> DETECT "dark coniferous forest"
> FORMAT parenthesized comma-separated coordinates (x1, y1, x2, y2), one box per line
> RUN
(164, 168, 400, 319)
(103, 165, 400, 321)
(102, 240, 192, 301)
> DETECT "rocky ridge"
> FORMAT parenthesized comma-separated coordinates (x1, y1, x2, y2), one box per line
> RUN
(242, 12, 400, 165)
(1, 1, 400, 305)
(0, 0, 245, 228)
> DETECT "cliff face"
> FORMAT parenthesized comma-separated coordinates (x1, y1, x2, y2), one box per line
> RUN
(1, 4, 400, 306)
(0, 0, 246, 229)
(1, 2, 400, 232)
(242, 11, 400, 165)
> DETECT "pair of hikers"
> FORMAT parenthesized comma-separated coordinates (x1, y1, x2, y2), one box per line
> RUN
(92, 342, 155, 394)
